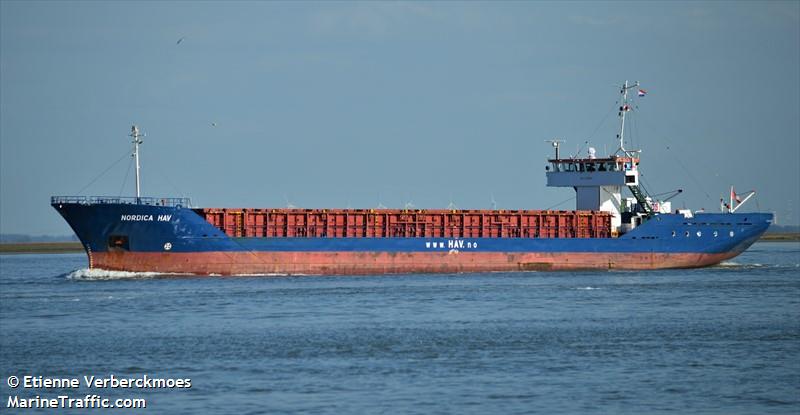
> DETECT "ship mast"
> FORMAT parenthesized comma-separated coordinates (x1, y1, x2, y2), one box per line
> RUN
(545, 139, 565, 160)
(130, 125, 144, 201)
(616, 80, 639, 156)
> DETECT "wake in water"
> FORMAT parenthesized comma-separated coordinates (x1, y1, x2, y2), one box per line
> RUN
(714, 262, 800, 270)
(63, 269, 297, 280)
(64, 268, 173, 281)
(716, 262, 767, 269)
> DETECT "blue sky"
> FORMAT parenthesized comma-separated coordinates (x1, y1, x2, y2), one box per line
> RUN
(1, 1, 798, 235)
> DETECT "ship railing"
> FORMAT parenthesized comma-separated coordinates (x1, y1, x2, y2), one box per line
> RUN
(51, 196, 191, 208)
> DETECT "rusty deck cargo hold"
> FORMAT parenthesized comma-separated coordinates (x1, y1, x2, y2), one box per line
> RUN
(196, 208, 612, 239)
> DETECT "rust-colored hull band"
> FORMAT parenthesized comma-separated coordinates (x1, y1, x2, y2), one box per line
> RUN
(91, 251, 738, 276)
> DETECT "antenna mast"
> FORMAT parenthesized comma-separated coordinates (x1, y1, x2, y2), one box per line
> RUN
(616, 80, 639, 155)
(545, 139, 565, 160)
(130, 125, 144, 201)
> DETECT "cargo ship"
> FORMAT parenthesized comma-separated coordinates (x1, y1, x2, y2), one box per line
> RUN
(52, 82, 772, 275)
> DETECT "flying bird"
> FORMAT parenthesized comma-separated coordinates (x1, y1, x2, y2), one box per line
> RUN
(176, 37, 185, 45)
(211, 122, 217, 127)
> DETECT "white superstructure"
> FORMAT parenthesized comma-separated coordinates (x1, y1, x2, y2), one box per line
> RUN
(545, 81, 654, 235)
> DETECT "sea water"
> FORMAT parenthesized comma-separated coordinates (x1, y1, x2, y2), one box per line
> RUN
(1, 242, 798, 414)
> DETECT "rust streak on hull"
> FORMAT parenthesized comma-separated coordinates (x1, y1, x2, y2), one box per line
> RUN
(92, 251, 739, 276)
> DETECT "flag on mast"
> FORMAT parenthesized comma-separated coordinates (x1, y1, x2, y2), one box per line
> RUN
(638, 89, 647, 97)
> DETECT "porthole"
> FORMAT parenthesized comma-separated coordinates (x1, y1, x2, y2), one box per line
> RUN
(696, 231, 702, 237)
(729, 230, 735, 237)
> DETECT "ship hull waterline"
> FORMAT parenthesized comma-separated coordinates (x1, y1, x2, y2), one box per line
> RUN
(87, 249, 747, 276)
(53, 199, 771, 276)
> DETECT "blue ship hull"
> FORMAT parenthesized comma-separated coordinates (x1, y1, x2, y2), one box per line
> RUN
(51, 197, 772, 275)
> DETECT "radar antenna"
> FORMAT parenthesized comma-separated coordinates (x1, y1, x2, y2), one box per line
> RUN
(545, 139, 565, 160)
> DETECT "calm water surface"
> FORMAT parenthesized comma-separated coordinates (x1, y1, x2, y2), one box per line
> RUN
(1, 242, 799, 414)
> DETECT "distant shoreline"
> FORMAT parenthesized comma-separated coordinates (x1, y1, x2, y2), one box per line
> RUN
(2, 235, 799, 255)
(759, 233, 800, 242)
(0, 242, 84, 254)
